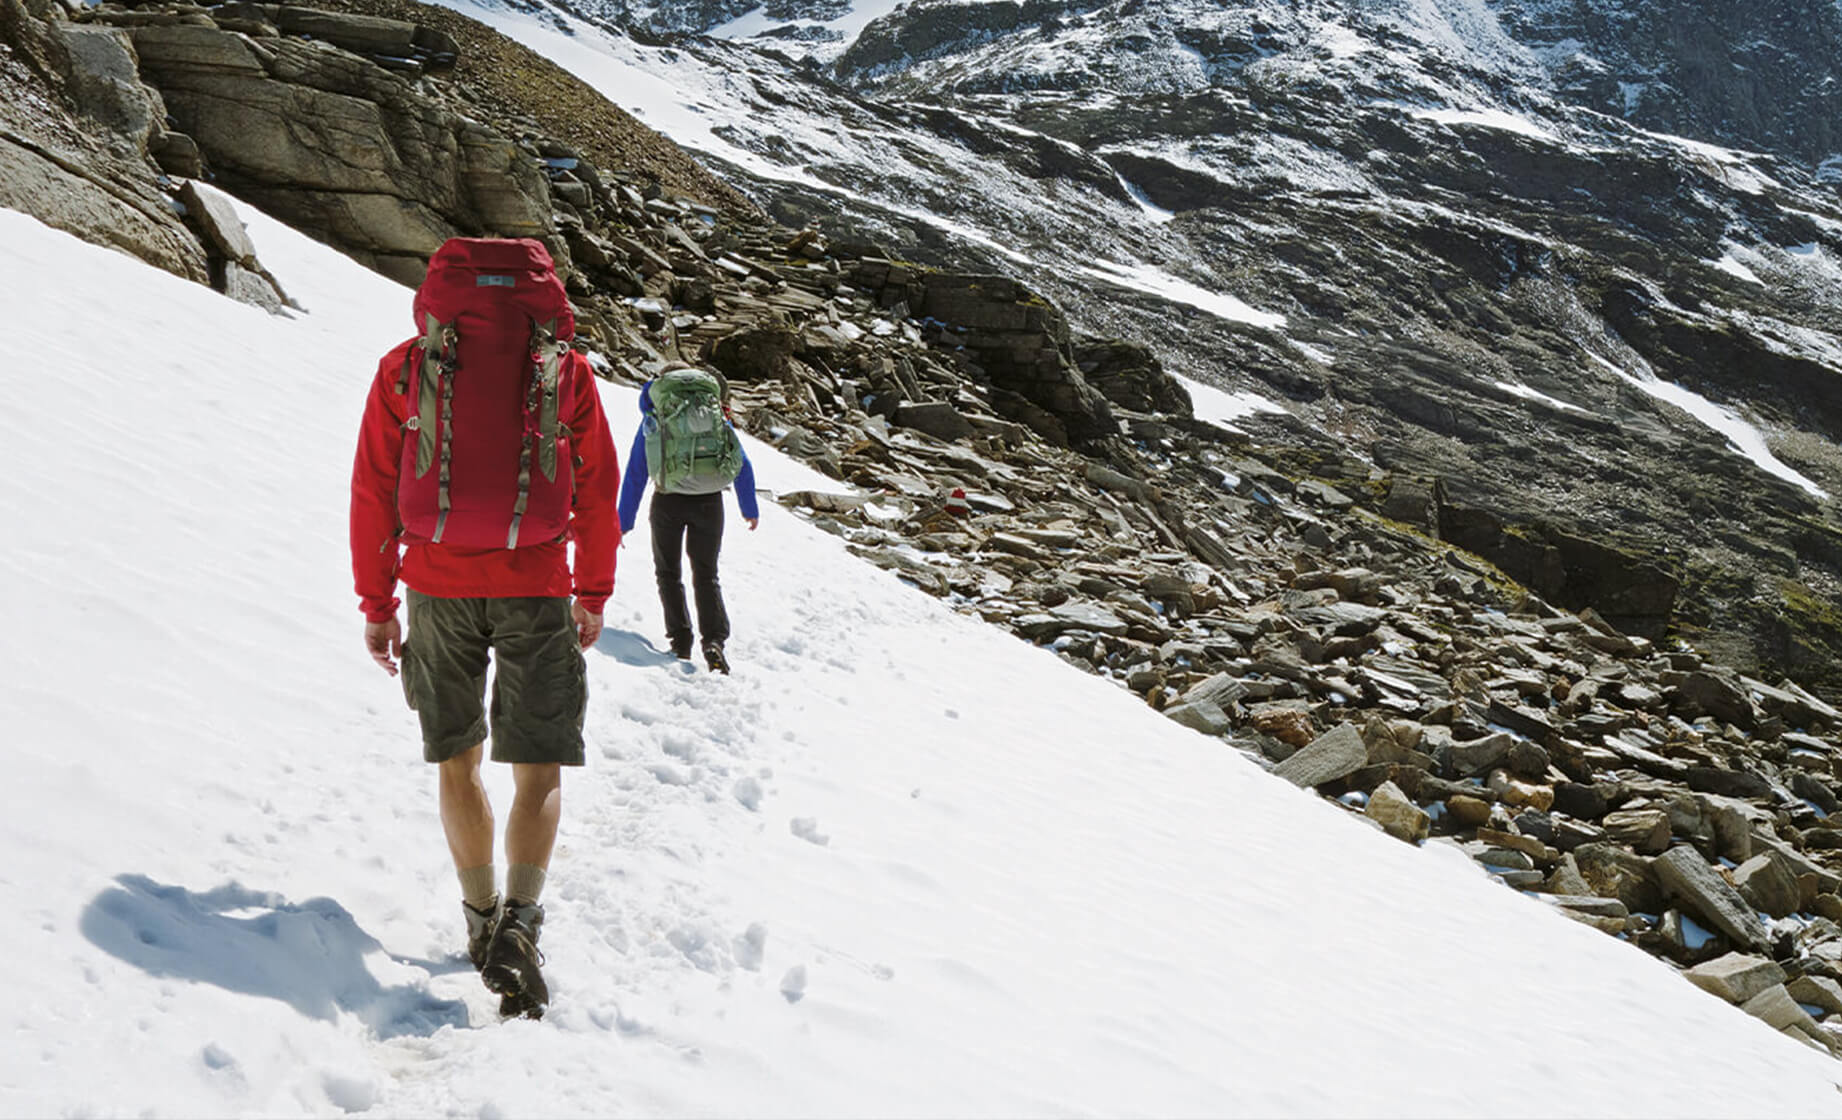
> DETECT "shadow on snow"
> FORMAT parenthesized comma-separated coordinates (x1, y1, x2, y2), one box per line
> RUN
(80, 874, 469, 1039)
(595, 626, 694, 673)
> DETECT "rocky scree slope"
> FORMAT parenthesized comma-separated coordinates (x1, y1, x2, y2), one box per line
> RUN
(14, 0, 1842, 1065)
(533, 0, 1842, 700)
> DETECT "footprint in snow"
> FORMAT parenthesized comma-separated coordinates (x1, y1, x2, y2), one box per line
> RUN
(733, 923, 767, 971)
(733, 776, 764, 811)
(790, 817, 829, 846)
(649, 763, 695, 786)
(779, 964, 807, 1003)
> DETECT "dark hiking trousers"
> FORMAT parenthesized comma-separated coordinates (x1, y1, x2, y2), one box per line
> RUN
(650, 490, 729, 648)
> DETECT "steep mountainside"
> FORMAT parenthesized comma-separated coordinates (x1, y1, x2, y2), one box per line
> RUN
(1490, 0, 1842, 172)
(515, 0, 1842, 697)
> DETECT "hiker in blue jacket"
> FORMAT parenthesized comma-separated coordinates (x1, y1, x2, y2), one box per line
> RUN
(618, 367, 758, 673)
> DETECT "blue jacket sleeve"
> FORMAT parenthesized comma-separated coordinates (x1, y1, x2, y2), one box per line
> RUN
(617, 427, 649, 533)
(733, 450, 760, 521)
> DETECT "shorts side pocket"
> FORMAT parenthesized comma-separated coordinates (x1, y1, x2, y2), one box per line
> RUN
(399, 640, 420, 712)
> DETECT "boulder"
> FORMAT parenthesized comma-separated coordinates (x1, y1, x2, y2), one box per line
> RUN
(1750, 831, 1842, 895)
(1446, 731, 1515, 777)
(1048, 602, 1130, 635)
(1553, 781, 1612, 820)
(1545, 854, 1593, 896)
(1476, 827, 1557, 866)
(178, 179, 256, 264)
(1247, 707, 1317, 749)
(1446, 794, 1493, 829)
(1740, 984, 1823, 1035)
(1381, 474, 1442, 532)
(1789, 770, 1842, 816)
(1733, 852, 1802, 920)
(1272, 722, 1367, 789)
(1365, 780, 1430, 843)
(906, 272, 1118, 446)
(1602, 807, 1672, 855)
(1654, 845, 1770, 952)
(1670, 671, 1758, 730)
(1683, 766, 1773, 799)
(1071, 337, 1191, 415)
(271, 7, 418, 58)
(149, 129, 203, 178)
(709, 324, 797, 382)
(1683, 953, 1788, 1004)
(1179, 673, 1252, 710)
(891, 401, 974, 442)
(1788, 975, 1842, 1016)
(1573, 842, 1663, 914)
(1544, 894, 1629, 933)
(1164, 699, 1232, 736)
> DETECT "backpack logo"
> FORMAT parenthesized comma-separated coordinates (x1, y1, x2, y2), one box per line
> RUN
(644, 368, 744, 496)
(476, 275, 517, 288)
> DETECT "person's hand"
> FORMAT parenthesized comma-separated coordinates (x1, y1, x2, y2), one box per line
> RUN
(746, 517, 760, 531)
(573, 601, 603, 649)
(365, 617, 401, 676)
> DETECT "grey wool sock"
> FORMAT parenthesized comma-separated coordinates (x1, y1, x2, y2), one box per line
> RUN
(505, 863, 547, 906)
(458, 864, 498, 913)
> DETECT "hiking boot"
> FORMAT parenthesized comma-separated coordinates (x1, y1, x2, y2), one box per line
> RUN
(463, 899, 500, 972)
(480, 901, 548, 1016)
(669, 634, 693, 660)
(499, 989, 546, 1021)
(702, 640, 729, 674)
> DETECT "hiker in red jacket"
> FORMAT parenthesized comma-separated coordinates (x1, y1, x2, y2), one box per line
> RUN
(349, 238, 618, 1020)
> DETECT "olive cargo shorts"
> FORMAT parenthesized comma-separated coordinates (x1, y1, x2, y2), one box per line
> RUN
(401, 590, 587, 765)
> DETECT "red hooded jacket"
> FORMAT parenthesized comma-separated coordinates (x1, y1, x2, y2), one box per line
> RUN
(349, 340, 619, 624)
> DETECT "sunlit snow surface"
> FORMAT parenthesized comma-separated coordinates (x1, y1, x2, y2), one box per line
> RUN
(1495, 379, 1588, 414)
(1371, 96, 1558, 141)
(1583, 351, 1826, 498)
(1081, 258, 1288, 330)
(6, 199, 1842, 1115)
(711, 0, 906, 60)
(1180, 376, 1290, 432)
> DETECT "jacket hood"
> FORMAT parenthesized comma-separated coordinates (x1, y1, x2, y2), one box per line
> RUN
(637, 379, 655, 415)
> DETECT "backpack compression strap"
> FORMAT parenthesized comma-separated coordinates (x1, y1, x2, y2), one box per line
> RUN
(507, 318, 570, 549)
(400, 313, 459, 542)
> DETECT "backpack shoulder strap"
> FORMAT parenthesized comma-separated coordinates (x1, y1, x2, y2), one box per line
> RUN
(402, 312, 457, 538)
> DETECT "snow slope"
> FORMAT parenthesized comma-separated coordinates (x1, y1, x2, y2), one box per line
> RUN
(4, 201, 1842, 1116)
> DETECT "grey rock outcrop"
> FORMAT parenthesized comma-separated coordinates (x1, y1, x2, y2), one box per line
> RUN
(0, 0, 207, 283)
(113, 15, 557, 284)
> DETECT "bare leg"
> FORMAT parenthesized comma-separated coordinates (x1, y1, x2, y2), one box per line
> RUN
(506, 762, 562, 871)
(438, 744, 494, 871)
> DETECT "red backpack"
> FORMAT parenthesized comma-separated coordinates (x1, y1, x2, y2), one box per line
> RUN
(394, 238, 578, 550)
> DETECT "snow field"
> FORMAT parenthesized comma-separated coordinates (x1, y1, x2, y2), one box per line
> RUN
(2, 197, 1842, 1117)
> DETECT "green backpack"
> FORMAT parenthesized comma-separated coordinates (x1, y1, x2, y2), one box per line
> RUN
(644, 368, 745, 495)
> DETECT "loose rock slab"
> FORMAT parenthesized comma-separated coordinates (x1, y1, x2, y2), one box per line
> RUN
(1684, 953, 1787, 1004)
(1273, 722, 1367, 789)
(1655, 846, 1770, 952)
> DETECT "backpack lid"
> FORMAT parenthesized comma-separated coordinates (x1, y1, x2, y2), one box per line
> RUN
(640, 366, 729, 414)
(413, 237, 574, 339)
